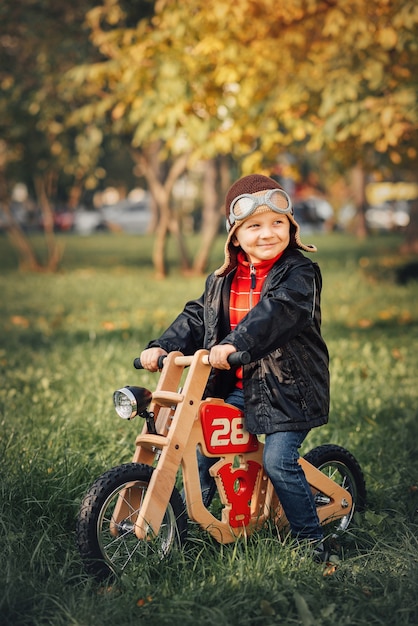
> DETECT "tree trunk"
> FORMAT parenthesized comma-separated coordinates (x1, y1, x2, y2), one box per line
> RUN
(170, 215, 191, 272)
(350, 164, 369, 238)
(166, 157, 192, 272)
(0, 161, 58, 271)
(192, 159, 223, 274)
(34, 175, 64, 271)
(134, 146, 189, 277)
(153, 210, 170, 279)
(400, 198, 418, 255)
(137, 142, 160, 235)
(3, 205, 42, 271)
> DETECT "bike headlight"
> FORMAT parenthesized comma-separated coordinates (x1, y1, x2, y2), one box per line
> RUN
(113, 386, 152, 420)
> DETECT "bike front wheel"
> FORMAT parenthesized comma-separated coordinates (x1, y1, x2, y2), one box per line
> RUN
(303, 444, 366, 536)
(76, 463, 187, 581)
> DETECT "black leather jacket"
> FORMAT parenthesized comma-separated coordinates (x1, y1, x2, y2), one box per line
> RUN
(147, 248, 329, 435)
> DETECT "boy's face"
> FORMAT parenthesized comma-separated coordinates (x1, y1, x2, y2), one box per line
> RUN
(232, 209, 290, 264)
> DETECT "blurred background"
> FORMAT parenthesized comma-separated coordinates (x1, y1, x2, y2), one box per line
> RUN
(1, 0, 417, 277)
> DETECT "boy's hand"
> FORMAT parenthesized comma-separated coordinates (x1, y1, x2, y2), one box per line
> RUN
(140, 347, 168, 372)
(209, 344, 237, 370)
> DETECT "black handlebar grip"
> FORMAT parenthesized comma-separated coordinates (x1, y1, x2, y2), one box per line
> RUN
(133, 355, 167, 370)
(157, 355, 166, 369)
(228, 351, 251, 366)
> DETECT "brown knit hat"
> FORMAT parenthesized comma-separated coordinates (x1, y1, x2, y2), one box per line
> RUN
(215, 174, 317, 276)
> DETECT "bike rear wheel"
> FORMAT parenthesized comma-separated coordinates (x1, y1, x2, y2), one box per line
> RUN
(76, 463, 187, 581)
(303, 444, 366, 536)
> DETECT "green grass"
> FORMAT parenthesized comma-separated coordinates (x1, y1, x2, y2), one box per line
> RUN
(1, 231, 417, 625)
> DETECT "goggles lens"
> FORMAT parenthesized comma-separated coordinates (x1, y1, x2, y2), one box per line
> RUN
(228, 189, 293, 231)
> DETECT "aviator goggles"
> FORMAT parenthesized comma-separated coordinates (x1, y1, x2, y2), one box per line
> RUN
(227, 189, 293, 232)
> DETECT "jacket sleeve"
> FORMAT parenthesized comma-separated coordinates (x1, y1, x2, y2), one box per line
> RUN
(146, 293, 205, 355)
(220, 256, 319, 361)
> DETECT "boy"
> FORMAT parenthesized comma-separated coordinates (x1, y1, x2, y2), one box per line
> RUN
(140, 174, 330, 557)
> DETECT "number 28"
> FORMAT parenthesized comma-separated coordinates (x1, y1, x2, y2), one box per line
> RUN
(210, 417, 250, 447)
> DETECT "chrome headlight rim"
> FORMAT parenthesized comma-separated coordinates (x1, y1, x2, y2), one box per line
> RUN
(113, 387, 138, 420)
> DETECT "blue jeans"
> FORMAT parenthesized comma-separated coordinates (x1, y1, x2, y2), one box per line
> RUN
(198, 389, 323, 541)
(263, 430, 323, 541)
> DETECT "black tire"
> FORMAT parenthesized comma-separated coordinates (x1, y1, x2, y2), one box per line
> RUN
(303, 444, 366, 536)
(76, 463, 187, 581)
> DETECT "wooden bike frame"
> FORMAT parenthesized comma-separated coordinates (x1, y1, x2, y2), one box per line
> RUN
(111, 350, 352, 543)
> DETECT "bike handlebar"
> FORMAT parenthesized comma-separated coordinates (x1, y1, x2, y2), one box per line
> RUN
(133, 350, 250, 370)
(225, 351, 251, 366)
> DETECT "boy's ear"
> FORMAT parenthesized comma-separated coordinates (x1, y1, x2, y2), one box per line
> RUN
(231, 234, 240, 247)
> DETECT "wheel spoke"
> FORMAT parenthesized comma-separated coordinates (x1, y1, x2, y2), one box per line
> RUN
(77, 463, 187, 580)
(316, 462, 357, 532)
(98, 485, 179, 570)
(302, 445, 366, 542)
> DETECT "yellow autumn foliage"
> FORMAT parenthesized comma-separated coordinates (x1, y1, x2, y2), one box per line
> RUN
(66, 0, 418, 170)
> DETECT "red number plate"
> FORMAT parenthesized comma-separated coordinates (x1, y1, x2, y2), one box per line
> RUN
(200, 402, 259, 454)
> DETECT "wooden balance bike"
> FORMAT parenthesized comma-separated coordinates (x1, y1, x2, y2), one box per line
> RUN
(77, 350, 366, 581)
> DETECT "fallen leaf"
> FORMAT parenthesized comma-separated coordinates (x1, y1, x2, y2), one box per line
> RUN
(323, 562, 338, 576)
(358, 318, 372, 328)
(102, 321, 116, 330)
(11, 315, 30, 328)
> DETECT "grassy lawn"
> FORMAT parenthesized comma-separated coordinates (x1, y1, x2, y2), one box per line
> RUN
(0, 231, 417, 625)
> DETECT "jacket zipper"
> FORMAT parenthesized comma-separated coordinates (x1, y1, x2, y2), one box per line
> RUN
(250, 263, 256, 309)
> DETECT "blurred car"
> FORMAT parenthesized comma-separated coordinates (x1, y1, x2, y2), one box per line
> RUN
(73, 209, 105, 235)
(365, 182, 415, 231)
(101, 197, 151, 234)
(293, 196, 334, 233)
(72, 195, 151, 235)
(365, 201, 410, 231)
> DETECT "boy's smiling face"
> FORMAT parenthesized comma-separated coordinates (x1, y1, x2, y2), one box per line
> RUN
(232, 209, 290, 264)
